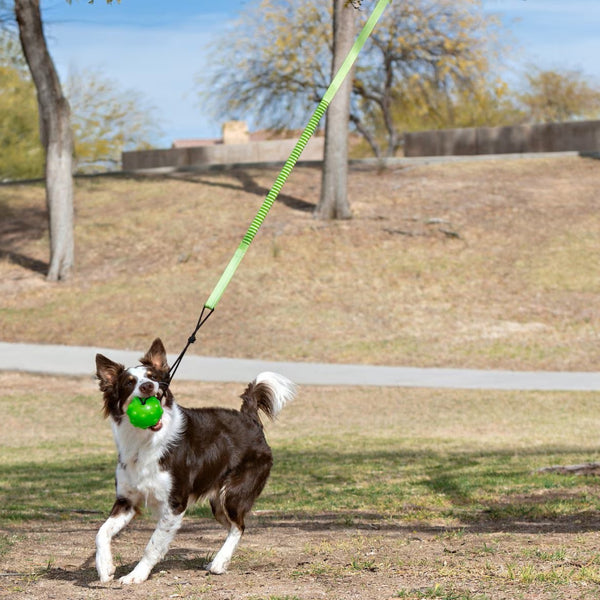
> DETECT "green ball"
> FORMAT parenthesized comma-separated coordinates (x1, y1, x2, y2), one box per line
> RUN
(126, 396, 163, 429)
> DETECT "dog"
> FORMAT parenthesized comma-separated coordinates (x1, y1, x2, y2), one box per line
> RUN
(94, 338, 296, 584)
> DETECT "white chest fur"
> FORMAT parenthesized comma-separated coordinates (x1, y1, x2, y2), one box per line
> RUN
(111, 404, 183, 512)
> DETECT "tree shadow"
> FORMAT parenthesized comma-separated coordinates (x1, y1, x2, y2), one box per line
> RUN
(0, 202, 48, 275)
(174, 168, 316, 213)
(268, 444, 600, 536)
(0, 249, 48, 274)
(249, 507, 600, 536)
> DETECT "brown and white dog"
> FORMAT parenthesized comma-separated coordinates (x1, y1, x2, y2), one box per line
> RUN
(94, 338, 296, 584)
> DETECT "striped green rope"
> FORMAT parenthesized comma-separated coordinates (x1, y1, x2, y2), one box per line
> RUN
(205, 0, 390, 310)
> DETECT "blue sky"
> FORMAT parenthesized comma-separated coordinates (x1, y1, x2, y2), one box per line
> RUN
(39, 0, 600, 147)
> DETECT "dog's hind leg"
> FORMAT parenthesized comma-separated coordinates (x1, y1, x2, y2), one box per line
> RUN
(207, 456, 272, 575)
(207, 523, 243, 575)
(207, 490, 242, 574)
(119, 506, 185, 585)
(96, 498, 136, 583)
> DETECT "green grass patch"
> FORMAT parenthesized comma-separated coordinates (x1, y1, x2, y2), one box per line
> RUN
(261, 440, 600, 524)
(396, 584, 491, 599)
(4, 439, 600, 528)
(2, 380, 600, 534)
(0, 457, 114, 522)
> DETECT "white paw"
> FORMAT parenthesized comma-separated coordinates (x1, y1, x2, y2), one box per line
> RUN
(96, 558, 115, 583)
(206, 560, 227, 575)
(119, 567, 149, 585)
(119, 573, 145, 585)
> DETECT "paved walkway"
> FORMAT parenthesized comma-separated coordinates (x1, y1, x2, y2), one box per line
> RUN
(0, 341, 598, 391)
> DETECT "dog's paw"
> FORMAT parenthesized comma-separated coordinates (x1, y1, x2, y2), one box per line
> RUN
(96, 559, 115, 583)
(119, 564, 150, 585)
(206, 560, 228, 575)
(119, 572, 146, 585)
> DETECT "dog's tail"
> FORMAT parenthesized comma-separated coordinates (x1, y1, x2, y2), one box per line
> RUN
(240, 372, 296, 423)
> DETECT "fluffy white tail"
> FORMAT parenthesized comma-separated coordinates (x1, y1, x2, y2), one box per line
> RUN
(241, 371, 296, 421)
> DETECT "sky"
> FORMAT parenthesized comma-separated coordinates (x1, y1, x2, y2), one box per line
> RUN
(37, 0, 600, 148)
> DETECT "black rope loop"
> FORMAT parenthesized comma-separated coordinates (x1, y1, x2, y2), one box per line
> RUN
(165, 306, 214, 387)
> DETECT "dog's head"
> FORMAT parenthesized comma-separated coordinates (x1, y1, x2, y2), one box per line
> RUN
(95, 338, 173, 430)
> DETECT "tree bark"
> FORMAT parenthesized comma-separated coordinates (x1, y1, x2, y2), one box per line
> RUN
(314, 0, 355, 220)
(15, 0, 74, 281)
(537, 462, 600, 476)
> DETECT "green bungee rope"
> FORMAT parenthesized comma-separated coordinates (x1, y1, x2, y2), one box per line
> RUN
(204, 0, 390, 311)
(167, 0, 390, 384)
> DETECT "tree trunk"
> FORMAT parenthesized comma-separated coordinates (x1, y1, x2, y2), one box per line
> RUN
(15, 0, 74, 281)
(538, 462, 600, 476)
(314, 0, 355, 220)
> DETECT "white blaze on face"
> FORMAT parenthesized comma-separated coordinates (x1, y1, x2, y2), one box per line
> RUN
(127, 366, 160, 400)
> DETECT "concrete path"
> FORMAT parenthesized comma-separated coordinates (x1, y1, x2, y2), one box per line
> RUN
(0, 341, 598, 391)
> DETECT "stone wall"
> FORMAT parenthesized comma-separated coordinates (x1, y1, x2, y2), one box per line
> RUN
(122, 137, 325, 171)
(404, 120, 600, 157)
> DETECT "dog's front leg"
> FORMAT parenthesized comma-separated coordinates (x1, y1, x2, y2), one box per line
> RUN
(96, 499, 136, 583)
(119, 508, 185, 585)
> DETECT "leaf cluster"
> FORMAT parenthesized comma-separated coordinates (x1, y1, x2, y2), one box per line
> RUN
(518, 67, 600, 123)
(199, 0, 333, 131)
(0, 33, 44, 180)
(199, 0, 513, 156)
(0, 32, 162, 179)
(65, 67, 163, 173)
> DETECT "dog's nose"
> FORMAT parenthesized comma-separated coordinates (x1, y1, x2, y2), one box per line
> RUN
(139, 382, 155, 397)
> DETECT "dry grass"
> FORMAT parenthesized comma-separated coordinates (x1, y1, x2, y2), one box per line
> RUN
(2, 156, 600, 598)
(3, 373, 600, 599)
(1, 156, 599, 371)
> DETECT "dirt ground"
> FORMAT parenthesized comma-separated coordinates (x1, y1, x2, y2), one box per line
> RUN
(4, 510, 600, 599)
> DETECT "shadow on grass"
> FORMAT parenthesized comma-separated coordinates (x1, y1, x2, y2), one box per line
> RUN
(0, 201, 49, 274)
(0, 458, 114, 523)
(3, 446, 600, 537)
(0, 249, 48, 274)
(268, 444, 600, 535)
(174, 169, 316, 213)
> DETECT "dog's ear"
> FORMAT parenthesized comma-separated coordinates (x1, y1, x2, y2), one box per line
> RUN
(140, 338, 169, 373)
(95, 354, 124, 392)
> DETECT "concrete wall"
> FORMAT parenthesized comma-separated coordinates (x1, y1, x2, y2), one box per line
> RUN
(404, 120, 600, 157)
(122, 137, 325, 171)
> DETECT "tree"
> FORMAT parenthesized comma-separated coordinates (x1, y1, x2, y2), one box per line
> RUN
(351, 0, 508, 156)
(200, 0, 507, 158)
(66, 67, 162, 173)
(14, 0, 74, 281)
(315, 0, 355, 220)
(0, 33, 44, 180)
(517, 67, 600, 123)
(199, 0, 331, 129)
(0, 36, 161, 178)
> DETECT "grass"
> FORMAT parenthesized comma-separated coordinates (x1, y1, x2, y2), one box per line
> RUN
(2, 157, 600, 598)
(6, 443, 600, 525)
(1, 157, 600, 371)
(396, 585, 492, 599)
(4, 381, 600, 598)
(2, 373, 600, 528)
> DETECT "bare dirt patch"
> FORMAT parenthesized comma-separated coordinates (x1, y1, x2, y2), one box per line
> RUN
(5, 513, 600, 599)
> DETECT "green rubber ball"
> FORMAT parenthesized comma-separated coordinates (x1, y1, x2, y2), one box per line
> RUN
(126, 396, 163, 429)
